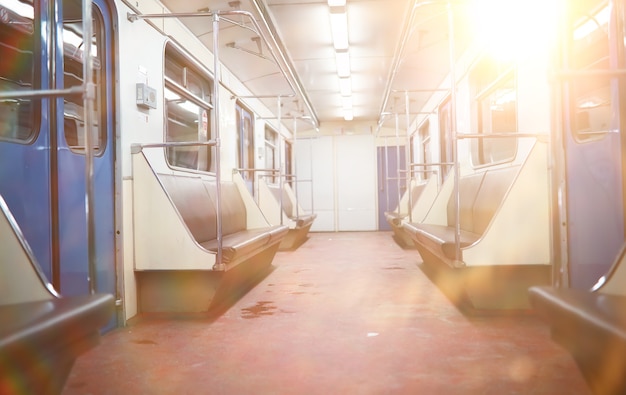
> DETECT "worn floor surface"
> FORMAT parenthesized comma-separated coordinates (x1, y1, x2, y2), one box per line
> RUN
(63, 231, 591, 395)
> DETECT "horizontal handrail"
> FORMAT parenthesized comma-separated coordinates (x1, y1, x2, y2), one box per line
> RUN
(236, 168, 280, 174)
(456, 133, 549, 139)
(131, 141, 217, 154)
(554, 69, 626, 78)
(0, 86, 83, 100)
(127, 8, 318, 128)
(408, 162, 454, 167)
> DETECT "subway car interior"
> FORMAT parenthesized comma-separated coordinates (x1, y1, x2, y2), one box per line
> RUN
(1, 0, 625, 393)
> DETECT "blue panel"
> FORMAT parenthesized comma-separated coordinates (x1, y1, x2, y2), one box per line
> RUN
(0, 138, 53, 281)
(377, 147, 406, 231)
(53, 0, 118, 332)
(566, 133, 624, 289)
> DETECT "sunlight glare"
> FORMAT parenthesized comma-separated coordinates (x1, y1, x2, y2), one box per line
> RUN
(470, 0, 560, 62)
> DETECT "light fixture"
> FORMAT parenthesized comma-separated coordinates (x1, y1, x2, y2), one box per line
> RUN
(328, 0, 352, 121)
(339, 77, 352, 96)
(341, 96, 352, 110)
(343, 108, 353, 121)
(335, 50, 351, 78)
(329, 8, 348, 50)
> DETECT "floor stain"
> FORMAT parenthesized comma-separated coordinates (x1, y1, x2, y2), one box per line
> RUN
(241, 301, 277, 319)
(132, 339, 158, 345)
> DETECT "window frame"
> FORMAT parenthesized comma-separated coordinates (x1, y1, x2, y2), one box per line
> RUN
(470, 56, 518, 168)
(418, 120, 431, 181)
(0, 0, 39, 144)
(163, 42, 214, 173)
(62, 4, 107, 155)
(566, 0, 613, 143)
(235, 101, 255, 174)
(264, 125, 280, 183)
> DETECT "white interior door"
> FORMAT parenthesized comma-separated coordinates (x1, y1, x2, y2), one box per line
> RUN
(336, 135, 377, 231)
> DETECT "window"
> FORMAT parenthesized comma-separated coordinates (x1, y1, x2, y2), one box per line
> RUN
(63, 1, 106, 154)
(438, 96, 453, 176)
(235, 101, 254, 177)
(285, 140, 292, 187)
(418, 121, 431, 181)
(568, 1, 611, 142)
(164, 44, 213, 172)
(471, 57, 517, 166)
(0, 0, 37, 142)
(264, 126, 279, 183)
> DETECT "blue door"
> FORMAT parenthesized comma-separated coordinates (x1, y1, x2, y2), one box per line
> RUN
(0, 0, 117, 327)
(561, 1, 625, 289)
(377, 146, 406, 231)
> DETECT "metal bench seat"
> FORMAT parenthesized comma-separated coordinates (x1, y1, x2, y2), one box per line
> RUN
(0, 194, 114, 394)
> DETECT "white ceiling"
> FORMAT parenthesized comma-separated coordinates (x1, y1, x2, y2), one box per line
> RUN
(158, 0, 472, 134)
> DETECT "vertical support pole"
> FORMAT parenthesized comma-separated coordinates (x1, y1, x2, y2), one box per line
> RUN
(405, 90, 413, 222)
(552, 2, 567, 287)
(384, 133, 389, 214)
(293, 116, 300, 218)
(447, 1, 461, 265)
(394, 113, 401, 214)
(213, 12, 224, 270)
(82, 0, 97, 294)
(309, 135, 315, 214)
(277, 96, 284, 225)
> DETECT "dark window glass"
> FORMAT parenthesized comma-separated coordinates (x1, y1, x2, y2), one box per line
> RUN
(265, 126, 278, 183)
(438, 96, 453, 176)
(164, 44, 213, 172)
(0, 0, 36, 142)
(471, 57, 517, 166)
(568, 1, 611, 142)
(62, 2, 106, 154)
(235, 101, 254, 176)
(285, 140, 292, 187)
(419, 121, 431, 181)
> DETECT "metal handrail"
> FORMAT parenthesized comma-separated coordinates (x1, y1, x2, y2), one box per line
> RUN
(235, 168, 280, 207)
(0, 86, 83, 100)
(130, 141, 217, 153)
(0, 194, 60, 297)
(126, 8, 318, 128)
(132, 140, 223, 269)
(400, 162, 449, 223)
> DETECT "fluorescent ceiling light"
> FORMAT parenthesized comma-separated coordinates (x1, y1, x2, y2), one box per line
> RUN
(329, 10, 349, 50)
(343, 108, 353, 121)
(341, 96, 352, 110)
(335, 50, 351, 78)
(328, 0, 346, 6)
(339, 77, 352, 96)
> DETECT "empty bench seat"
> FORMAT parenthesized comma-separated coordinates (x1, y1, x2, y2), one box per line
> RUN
(529, 246, 626, 395)
(0, 195, 114, 394)
(267, 182, 316, 229)
(403, 166, 518, 266)
(132, 154, 288, 313)
(384, 182, 428, 227)
(258, 178, 316, 250)
(399, 142, 551, 309)
(385, 178, 441, 248)
(160, 174, 288, 265)
(0, 295, 114, 394)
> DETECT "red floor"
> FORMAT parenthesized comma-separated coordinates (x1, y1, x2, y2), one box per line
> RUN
(63, 232, 591, 394)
